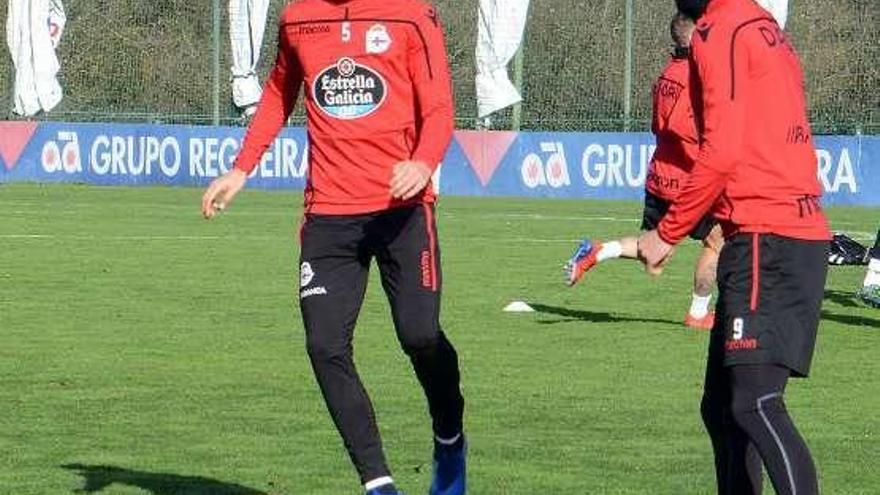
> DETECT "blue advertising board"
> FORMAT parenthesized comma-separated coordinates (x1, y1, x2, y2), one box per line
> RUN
(1, 122, 877, 206)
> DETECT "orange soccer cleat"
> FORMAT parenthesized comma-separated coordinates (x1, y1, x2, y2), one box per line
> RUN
(684, 311, 715, 330)
(565, 239, 603, 286)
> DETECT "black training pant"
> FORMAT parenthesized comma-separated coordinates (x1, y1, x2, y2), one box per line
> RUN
(702, 234, 827, 495)
(702, 363, 819, 495)
(298, 204, 464, 484)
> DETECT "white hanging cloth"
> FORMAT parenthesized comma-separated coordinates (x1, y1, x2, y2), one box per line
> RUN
(755, 0, 789, 29)
(229, 0, 271, 110)
(475, 0, 530, 119)
(6, 0, 66, 116)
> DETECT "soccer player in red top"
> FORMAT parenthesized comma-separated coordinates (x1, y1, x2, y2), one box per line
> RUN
(640, 1, 830, 494)
(565, 13, 723, 330)
(200, 1, 466, 494)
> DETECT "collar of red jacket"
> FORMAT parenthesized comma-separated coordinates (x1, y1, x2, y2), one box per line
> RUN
(704, 0, 739, 18)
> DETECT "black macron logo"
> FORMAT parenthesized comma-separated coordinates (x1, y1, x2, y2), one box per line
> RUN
(294, 24, 331, 36)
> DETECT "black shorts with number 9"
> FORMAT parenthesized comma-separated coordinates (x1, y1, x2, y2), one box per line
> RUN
(710, 233, 829, 377)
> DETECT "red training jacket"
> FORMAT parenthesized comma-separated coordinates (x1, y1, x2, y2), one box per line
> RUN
(646, 54, 700, 202)
(657, 0, 830, 243)
(233, 0, 454, 215)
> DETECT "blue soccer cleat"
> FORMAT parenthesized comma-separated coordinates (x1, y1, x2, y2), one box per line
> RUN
(564, 239, 602, 287)
(429, 435, 466, 495)
(857, 285, 880, 308)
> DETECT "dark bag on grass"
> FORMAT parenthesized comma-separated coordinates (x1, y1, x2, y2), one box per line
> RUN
(828, 233, 869, 266)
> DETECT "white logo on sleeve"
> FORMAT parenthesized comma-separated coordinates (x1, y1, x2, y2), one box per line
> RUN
(365, 24, 391, 54)
(300, 262, 315, 287)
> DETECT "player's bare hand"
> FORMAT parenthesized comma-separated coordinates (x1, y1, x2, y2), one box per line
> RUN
(390, 160, 433, 200)
(638, 229, 675, 276)
(201, 169, 247, 219)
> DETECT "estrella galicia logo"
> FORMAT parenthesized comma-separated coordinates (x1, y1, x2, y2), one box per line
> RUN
(313, 57, 386, 119)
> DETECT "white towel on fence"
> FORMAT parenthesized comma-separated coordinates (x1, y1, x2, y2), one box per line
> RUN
(6, 0, 66, 116)
(755, 0, 789, 29)
(229, 0, 270, 109)
(475, 0, 530, 119)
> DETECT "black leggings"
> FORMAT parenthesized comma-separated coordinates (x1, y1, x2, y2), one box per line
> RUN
(702, 364, 818, 495)
(300, 208, 465, 484)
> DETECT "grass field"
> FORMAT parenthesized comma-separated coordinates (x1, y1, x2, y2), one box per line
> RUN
(1, 183, 878, 495)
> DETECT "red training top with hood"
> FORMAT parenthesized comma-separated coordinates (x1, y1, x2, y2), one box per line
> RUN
(232, 0, 454, 215)
(657, 0, 830, 243)
(646, 52, 700, 202)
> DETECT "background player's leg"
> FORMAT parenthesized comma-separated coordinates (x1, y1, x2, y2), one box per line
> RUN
(599, 237, 639, 260)
(730, 365, 819, 495)
(373, 206, 464, 440)
(687, 224, 722, 329)
(858, 227, 880, 307)
(300, 216, 392, 486)
(863, 228, 880, 287)
(564, 236, 638, 286)
(691, 246, 717, 307)
(566, 191, 665, 285)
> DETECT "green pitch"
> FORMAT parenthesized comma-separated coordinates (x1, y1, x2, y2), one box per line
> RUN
(1, 184, 878, 494)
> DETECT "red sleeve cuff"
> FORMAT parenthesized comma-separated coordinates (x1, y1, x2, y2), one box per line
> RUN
(234, 160, 256, 175)
(412, 153, 442, 171)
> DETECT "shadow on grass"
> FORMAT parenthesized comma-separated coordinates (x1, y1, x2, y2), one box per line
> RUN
(823, 289, 862, 308)
(61, 463, 268, 495)
(530, 303, 680, 326)
(821, 310, 880, 328)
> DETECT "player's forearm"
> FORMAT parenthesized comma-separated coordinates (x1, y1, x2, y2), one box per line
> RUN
(411, 104, 454, 170)
(234, 27, 301, 175)
(233, 78, 297, 174)
(407, 6, 454, 170)
(657, 127, 736, 244)
(658, 163, 726, 245)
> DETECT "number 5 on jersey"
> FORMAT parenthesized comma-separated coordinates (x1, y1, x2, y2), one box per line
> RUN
(342, 21, 351, 43)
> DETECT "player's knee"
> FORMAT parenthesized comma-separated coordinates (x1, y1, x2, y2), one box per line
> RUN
(398, 328, 440, 355)
(390, 304, 439, 351)
(729, 396, 759, 432)
(305, 333, 351, 364)
(396, 318, 442, 355)
(730, 392, 787, 433)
